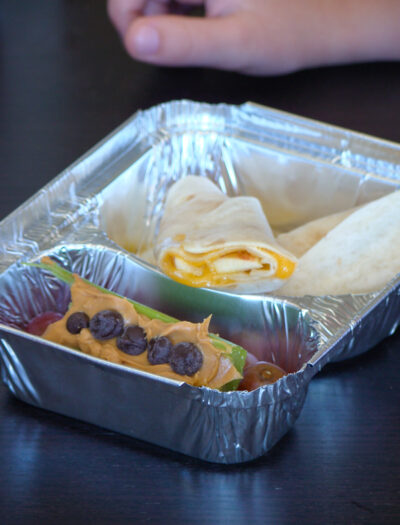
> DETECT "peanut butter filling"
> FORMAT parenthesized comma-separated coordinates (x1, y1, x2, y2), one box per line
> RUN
(43, 276, 242, 389)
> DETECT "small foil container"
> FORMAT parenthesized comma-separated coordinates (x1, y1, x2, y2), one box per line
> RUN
(0, 100, 399, 463)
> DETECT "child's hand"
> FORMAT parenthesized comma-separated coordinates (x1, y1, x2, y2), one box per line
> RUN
(108, 0, 400, 75)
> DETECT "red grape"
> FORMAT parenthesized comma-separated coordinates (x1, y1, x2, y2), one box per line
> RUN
(244, 350, 259, 370)
(26, 311, 63, 336)
(238, 361, 286, 391)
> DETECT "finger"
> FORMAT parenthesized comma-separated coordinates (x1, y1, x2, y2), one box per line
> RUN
(108, 1, 204, 35)
(108, 0, 170, 36)
(124, 13, 256, 72)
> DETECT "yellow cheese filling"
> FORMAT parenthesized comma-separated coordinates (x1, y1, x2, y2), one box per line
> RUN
(160, 248, 296, 288)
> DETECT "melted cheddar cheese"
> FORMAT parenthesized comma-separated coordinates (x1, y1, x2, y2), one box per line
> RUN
(160, 247, 296, 288)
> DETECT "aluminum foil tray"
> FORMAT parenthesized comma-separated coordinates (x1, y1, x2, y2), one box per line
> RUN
(0, 100, 399, 464)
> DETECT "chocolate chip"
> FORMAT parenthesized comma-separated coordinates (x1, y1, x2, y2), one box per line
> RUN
(169, 342, 203, 376)
(89, 310, 124, 340)
(66, 311, 89, 334)
(116, 324, 147, 355)
(147, 336, 172, 365)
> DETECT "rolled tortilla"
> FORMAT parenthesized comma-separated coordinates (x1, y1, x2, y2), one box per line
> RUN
(278, 189, 400, 296)
(277, 207, 359, 258)
(154, 176, 298, 293)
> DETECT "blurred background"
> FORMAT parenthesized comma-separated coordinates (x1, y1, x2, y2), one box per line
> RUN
(2, 0, 400, 219)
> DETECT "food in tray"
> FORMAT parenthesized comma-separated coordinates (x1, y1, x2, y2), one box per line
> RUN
(154, 176, 298, 293)
(28, 259, 248, 391)
(238, 361, 286, 391)
(276, 207, 358, 258)
(26, 311, 63, 335)
(130, 175, 399, 297)
(278, 189, 400, 296)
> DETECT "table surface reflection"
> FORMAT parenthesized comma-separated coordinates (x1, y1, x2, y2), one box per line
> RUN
(0, 2, 399, 524)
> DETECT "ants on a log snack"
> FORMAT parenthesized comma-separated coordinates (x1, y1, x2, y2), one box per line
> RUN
(26, 259, 288, 391)
(27, 260, 248, 390)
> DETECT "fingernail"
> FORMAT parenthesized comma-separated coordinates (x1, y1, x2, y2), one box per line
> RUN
(133, 25, 160, 56)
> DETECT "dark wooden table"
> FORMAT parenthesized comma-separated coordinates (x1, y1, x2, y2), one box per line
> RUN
(1, 2, 399, 524)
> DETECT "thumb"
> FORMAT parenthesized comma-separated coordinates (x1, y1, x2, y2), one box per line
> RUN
(124, 14, 255, 72)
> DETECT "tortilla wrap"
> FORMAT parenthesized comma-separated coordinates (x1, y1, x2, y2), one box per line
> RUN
(277, 207, 358, 258)
(154, 176, 298, 293)
(278, 189, 400, 296)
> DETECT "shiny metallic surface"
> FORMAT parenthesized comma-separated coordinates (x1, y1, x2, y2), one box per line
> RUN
(0, 100, 399, 463)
